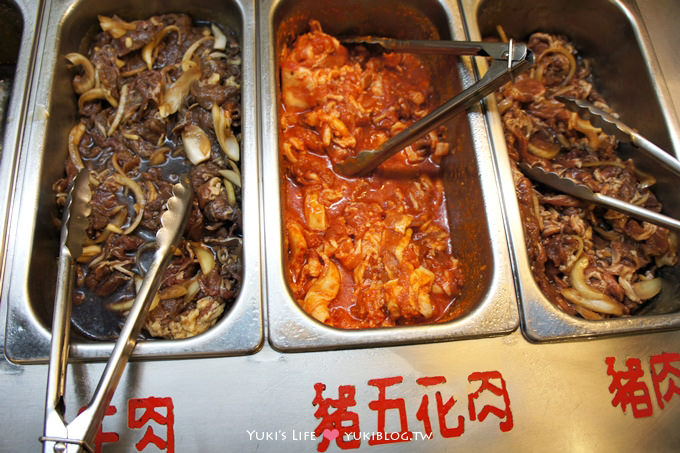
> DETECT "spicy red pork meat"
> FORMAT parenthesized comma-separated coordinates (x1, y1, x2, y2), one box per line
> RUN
(496, 31, 677, 319)
(54, 14, 243, 339)
(279, 21, 464, 329)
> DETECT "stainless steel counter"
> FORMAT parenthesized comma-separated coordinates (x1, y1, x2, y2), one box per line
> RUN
(1, 0, 679, 451)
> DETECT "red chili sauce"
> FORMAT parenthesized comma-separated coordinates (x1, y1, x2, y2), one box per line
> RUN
(279, 21, 463, 329)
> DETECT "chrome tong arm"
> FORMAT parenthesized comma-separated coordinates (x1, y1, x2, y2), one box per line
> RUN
(519, 163, 680, 233)
(42, 169, 92, 452)
(556, 96, 680, 179)
(42, 177, 193, 453)
(340, 36, 519, 59)
(334, 40, 533, 177)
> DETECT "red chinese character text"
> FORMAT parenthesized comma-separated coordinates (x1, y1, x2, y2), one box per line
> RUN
(416, 376, 464, 439)
(78, 404, 119, 453)
(467, 371, 513, 432)
(650, 352, 680, 410)
(605, 357, 653, 418)
(128, 397, 175, 452)
(312, 383, 360, 452)
(367, 376, 412, 445)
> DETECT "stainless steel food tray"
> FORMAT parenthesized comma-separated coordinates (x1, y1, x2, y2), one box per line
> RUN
(261, 0, 518, 351)
(2, 0, 263, 362)
(461, 0, 680, 341)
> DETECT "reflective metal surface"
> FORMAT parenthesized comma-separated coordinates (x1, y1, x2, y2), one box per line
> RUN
(261, 0, 518, 351)
(461, 0, 680, 340)
(3, 0, 263, 362)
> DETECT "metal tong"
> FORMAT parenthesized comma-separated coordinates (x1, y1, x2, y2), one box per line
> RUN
(42, 170, 193, 453)
(333, 38, 534, 177)
(519, 163, 680, 233)
(556, 96, 680, 179)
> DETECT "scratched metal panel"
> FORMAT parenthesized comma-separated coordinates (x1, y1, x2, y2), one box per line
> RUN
(1, 330, 680, 451)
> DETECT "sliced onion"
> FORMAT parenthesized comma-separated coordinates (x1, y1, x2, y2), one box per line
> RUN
(193, 244, 216, 275)
(105, 223, 124, 234)
(142, 25, 180, 70)
(593, 225, 620, 241)
(111, 173, 145, 234)
(569, 113, 601, 149)
(108, 299, 134, 312)
(527, 141, 560, 159)
(145, 180, 158, 202)
(207, 73, 220, 85)
(561, 288, 624, 316)
(65, 53, 95, 94)
(78, 87, 118, 111)
(159, 284, 188, 300)
(68, 123, 86, 170)
(575, 305, 604, 320)
(183, 278, 201, 304)
(107, 83, 128, 136)
(564, 235, 584, 270)
(212, 104, 240, 161)
(76, 245, 102, 263)
(633, 278, 662, 300)
(223, 133, 241, 162)
(570, 256, 608, 300)
(182, 36, 211, 72)
(98, 15, 137, 38)
(182, 124, 211, 164)
(120, 66, 146, 78)
(536, 46, 577, 87)
(86, 210, 127, 245)
(567, 256, 625, 315)
(218, 169, 241, 188)
(223, 178, 236, 206)
(228, 159, 240, 176)
(158, 62, 201, 118)
(149, 147, 170, 166)
(211, 23, 227, 50)
(112, 263, 135, 278)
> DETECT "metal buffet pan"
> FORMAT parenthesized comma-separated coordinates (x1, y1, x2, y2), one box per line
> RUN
(0, 0, 41, 355)
(3, 0, 263, 363)
(461, 0, 680, 341)
(260, 0, 519, 351)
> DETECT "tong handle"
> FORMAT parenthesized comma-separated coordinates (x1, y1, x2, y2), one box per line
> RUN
(43, 169, 91, 453)
(42, 252, 79, 450)
(557, 96, 680, 179)
(592, 192, 680, 233)
(73, 177, 192, 452)
(42, 177, 192, 453)
(341, 37, 521, 60)
(334, 50, 534, 177)
(627, 130, 680, 179)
